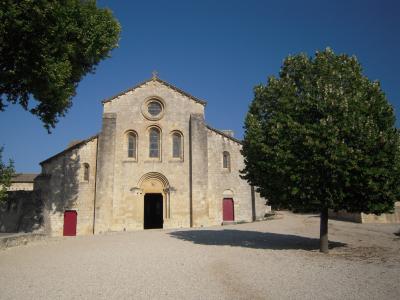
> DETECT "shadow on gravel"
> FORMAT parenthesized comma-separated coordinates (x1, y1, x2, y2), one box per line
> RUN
(169, 229, 346, 250)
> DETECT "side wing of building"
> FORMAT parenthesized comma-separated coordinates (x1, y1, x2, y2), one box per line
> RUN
(206, 127, 267, 224)
(37, 137, 98, 236)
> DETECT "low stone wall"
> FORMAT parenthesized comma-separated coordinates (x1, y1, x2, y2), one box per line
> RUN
(0, 232, 46, 250)
(0, 191, 43, 233)
(329, 209, 362, 223)
(361, 202, 400, 223)
(329, 202, 400, 224)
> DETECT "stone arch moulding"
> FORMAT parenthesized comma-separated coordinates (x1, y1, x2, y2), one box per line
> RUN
(138, 172, 170, 189)
(222, 189, 234, 198)
(137, 172, 171, 219)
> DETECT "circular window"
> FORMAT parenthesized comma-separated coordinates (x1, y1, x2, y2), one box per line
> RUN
(141, 97, 165, 120)
(148, 101, 162, 116)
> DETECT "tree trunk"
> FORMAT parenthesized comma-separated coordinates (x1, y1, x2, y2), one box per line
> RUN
(320, 207, 329, 253)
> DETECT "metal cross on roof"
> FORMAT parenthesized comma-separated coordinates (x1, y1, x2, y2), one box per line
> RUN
(152, 70, 158, 80)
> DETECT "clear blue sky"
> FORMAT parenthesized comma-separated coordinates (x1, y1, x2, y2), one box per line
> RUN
(1, 0, 399, 172)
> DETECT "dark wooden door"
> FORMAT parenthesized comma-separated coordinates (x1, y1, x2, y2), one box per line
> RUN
(223, 198, 234, 221)
(144, 193, 163, 229)
(63, 210, 77, 236)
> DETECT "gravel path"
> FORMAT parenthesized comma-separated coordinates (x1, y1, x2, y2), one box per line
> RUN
(0, 212, 399, 299)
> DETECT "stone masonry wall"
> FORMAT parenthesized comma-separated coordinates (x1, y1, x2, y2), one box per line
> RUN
(206, 129, 266, 225)
(329, 202, 400, 224)
(190, 114, 209, 227)
(94, 113, 116, 233)
(38, 79, 269, 235)
(361, 202, 400, 223)
(0, 190, 43, 233)
(39, 138, 98, 236)
(7, 182, 34, 191)
(101, 80, 204, 231)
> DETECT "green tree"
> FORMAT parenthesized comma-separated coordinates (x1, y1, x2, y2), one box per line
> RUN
(241, 48, 400, 253)
(0, 147, 15, 202)
(0, 0, 120, 131)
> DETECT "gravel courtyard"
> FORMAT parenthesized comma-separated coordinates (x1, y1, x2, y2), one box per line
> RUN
(0, 212, 399, 300)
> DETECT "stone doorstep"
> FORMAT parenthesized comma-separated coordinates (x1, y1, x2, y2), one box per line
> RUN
(0, 232, 47, 250)
(221, 220, 247, 226)
(221, 221, 237, 226)
(221, 214, 281, 226)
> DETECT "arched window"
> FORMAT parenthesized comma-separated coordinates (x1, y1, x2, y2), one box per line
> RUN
(127, 131, 137, 159)
(83, 163, 90, 181)
(172, 132, 183, 159)
(149, 127, 161, 158)
(223, 151, 230, 170)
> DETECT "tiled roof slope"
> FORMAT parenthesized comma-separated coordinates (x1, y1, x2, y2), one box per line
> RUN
(40, 134, 98, 165)
(11, 173, 38, 183)
(206, 125, 242, 145)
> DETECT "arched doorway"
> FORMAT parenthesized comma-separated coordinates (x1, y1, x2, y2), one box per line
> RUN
(138, 172, 170, 229)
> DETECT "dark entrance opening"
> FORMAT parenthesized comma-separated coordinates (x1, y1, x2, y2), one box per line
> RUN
(144, 193, 163, 229)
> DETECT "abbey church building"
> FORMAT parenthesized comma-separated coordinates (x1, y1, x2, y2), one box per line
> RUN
(36, 75, 267, 236)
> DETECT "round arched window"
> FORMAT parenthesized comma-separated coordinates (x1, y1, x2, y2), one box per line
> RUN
(147, 100, 162, 117)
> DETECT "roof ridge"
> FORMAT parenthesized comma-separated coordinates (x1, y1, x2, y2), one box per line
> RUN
(155, 78, 207, 105)
(206, 125, 242, 144)
(40, 134, 99, 165)
(102, 77, 207, 106)
(13, 173, 39, 176)
(102, 78, 152, 104)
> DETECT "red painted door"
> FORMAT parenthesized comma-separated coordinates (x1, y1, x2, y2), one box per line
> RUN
(223, 198, 234, 221)
(63, 210, 77, 236)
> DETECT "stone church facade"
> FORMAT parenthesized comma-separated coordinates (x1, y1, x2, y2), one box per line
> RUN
(36, 76, 267, 236)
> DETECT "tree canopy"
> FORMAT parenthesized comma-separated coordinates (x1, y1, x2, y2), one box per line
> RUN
(241, 48, 400, 252)
(0, 147, 14, 202)
(0, 0, 121, 131)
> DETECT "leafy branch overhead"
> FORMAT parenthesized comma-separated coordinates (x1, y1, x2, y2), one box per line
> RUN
(0, 0, 121, 131)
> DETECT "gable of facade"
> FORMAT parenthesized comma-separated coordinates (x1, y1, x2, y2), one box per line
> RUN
(38, 76, 267, 236)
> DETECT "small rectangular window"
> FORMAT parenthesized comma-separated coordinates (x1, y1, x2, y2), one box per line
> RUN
(83, 163, 90, 181)
(172, 133, 182, 158)
(223, 152, 230, 170)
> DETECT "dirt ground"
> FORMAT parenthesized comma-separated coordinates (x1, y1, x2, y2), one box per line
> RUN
(0, 211, 399, 299)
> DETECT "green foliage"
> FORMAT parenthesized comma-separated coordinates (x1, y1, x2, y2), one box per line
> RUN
(242, 48, 400, 215)
(0, 0, 121, 131)
(0, 147, 15, 202)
